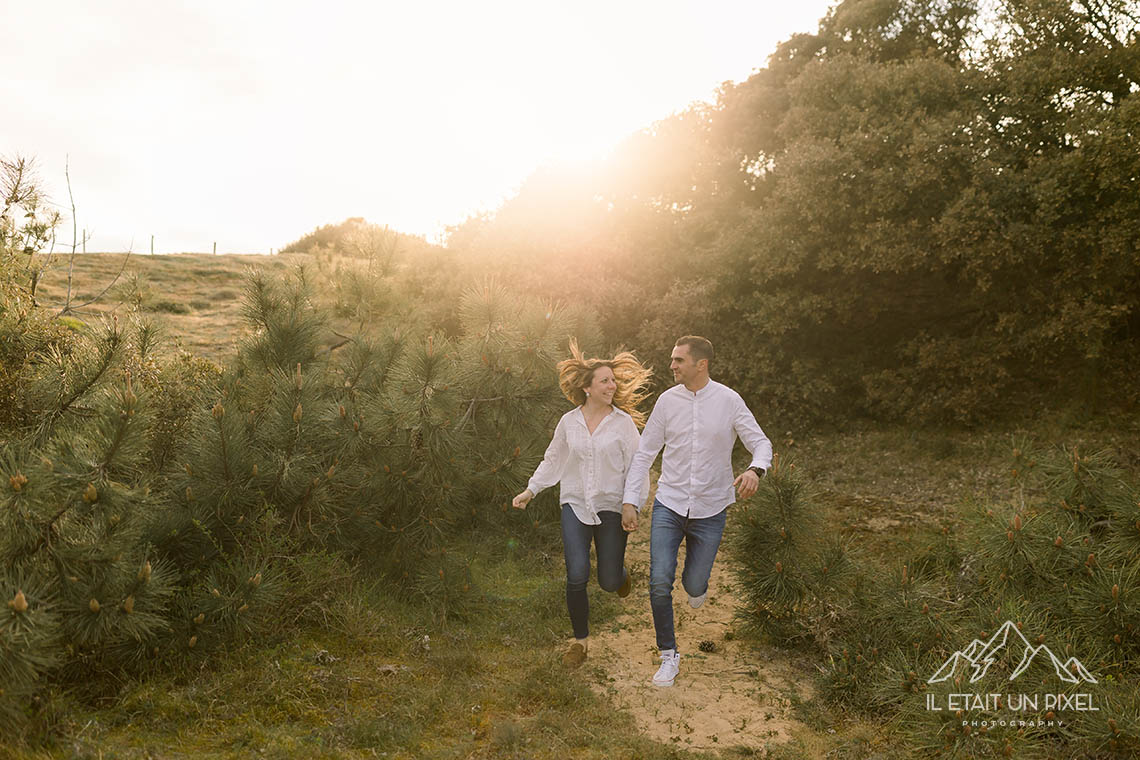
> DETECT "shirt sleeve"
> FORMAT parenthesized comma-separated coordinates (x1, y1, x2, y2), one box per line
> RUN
(620, 415, 650, 508)
(527, 415, 570, 496)
(623, 402, 664, 508)
(733, 394, 773, 471)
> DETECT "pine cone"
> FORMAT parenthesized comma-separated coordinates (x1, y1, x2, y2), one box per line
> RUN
(8, 590, 28, 613)
(698, 640, 717, 653)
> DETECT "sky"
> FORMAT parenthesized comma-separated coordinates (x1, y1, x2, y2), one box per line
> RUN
(2, 0, 835, 253)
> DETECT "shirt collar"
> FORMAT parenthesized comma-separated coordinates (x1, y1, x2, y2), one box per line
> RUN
(680, 379, 716, 397)
(575, 405, 617, 428)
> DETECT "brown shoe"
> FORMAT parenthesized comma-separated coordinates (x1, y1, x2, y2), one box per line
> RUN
(617, 567, 632, 598)
(563, 642, 587, 668)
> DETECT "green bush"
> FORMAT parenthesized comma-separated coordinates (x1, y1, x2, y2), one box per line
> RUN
(150, 299, 190, 314)
(727, 444, 1140, 757)
(0, 260, 580, 743)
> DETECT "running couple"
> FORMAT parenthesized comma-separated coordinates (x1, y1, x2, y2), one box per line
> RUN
(512, 335, 772, 687)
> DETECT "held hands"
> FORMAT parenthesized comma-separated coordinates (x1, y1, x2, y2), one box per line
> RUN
(512, 489, 534, 510)
(621, 503, 638, 532)
(733, 468, 761, 500)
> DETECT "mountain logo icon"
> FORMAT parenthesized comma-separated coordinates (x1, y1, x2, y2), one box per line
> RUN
(928, 620, 1097, 685)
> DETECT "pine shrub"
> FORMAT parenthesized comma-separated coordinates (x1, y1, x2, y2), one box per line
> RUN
(727, 440, 1140, 757)
(0, 253, 578, 740)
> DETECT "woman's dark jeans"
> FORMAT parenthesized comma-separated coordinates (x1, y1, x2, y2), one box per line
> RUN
(561, 504, 629, 639)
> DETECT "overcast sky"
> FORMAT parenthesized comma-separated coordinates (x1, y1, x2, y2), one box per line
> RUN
(2, 1, 835, 253)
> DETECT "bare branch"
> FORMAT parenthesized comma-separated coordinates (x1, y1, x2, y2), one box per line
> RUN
(54, 159, 131, 316)
(65, 155, 78, 312)
(61, 251, 133, 314)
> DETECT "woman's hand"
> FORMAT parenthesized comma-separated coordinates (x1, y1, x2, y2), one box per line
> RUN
(512, 489, 534, 509)
(621, 503, 638, 532)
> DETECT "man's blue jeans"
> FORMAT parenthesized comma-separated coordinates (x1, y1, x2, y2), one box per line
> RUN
(649, 499, 727, 652)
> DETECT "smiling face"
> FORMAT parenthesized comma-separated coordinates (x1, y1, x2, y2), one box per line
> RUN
(586, 365, 617, 405)
(670, 343, 706, 387)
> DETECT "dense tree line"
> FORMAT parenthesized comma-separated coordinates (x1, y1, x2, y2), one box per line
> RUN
(448, 0, 1140, 423)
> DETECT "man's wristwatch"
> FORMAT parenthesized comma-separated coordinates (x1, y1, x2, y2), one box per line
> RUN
(746, 466, 765, 478)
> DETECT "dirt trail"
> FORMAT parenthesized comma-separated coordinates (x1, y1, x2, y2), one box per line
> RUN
(579, 501, 814, 754)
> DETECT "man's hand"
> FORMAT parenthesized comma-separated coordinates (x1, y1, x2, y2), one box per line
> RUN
(621, 503, 639, 532)
(512, 489, 534, 509)
(733, 469, 760, 500)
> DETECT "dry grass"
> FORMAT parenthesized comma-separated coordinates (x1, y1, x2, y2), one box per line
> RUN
(28, 252, 305, 363)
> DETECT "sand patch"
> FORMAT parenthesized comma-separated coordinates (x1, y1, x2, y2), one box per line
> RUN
(576, 501, 813, 754)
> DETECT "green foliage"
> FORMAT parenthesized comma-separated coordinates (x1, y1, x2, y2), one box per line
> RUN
(149, 298, 190, 314)
(0, 155, 60, 269)
(0, 247, 579, 743)
(728, 461, 853, 645)
(278, 217, 437, 278)
(727, 440, 1140, 756)
(279, 216, 372, 254)
(443, 0, 1140, 424)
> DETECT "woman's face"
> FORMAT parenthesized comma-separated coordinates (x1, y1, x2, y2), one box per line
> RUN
(586, 365, 617, 405)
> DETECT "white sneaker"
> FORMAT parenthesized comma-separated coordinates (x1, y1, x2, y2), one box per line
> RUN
(688, 590, 708, 609)
(653, 650, 681, 687)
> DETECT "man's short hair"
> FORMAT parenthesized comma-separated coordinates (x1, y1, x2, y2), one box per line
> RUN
(675, 335, 714, 363)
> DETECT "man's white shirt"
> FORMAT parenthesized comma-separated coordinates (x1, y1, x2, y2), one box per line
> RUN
(527, 406, 649, 525)
(622, 380, 772, 518)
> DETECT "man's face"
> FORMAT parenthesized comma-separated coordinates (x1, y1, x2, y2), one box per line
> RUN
(670, 344, 702, 385)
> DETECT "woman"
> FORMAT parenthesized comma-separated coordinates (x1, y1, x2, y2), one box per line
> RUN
(512, 340, 651, 667)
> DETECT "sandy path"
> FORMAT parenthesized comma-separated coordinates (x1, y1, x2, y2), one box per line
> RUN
(579, 500, 813, 754)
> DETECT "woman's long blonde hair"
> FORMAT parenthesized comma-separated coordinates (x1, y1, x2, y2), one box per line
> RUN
(556, 339, 652, 427)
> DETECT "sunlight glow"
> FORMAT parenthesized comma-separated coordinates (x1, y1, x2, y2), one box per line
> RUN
(0, 0, 835, 252)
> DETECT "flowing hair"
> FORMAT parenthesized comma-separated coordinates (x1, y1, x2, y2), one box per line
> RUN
(556, 339, 653, 427)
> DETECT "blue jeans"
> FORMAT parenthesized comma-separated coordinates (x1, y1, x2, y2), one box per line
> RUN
(562, 505, 629, 640)
(649, 500, 727, 652)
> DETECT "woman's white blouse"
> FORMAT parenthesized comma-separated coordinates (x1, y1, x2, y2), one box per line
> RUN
(526, 406, 649, 525)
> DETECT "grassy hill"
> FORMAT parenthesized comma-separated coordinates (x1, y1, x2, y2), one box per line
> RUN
(30, 252, 299, 363)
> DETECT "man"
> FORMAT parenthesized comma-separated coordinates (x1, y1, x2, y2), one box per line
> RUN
(621, 335, 772, 687)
